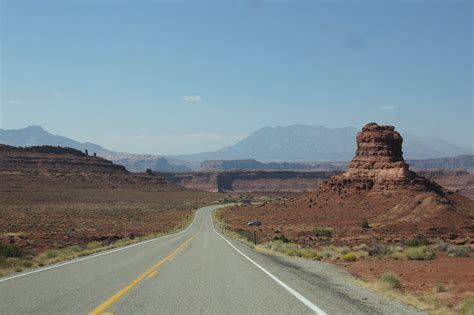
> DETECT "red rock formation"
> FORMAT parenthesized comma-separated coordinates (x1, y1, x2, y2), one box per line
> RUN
(220, 123, 473, 245)
(322, 122, 438, 191)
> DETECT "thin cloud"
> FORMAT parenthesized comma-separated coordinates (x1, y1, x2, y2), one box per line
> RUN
(53, 91, 64, 98)
(380, 105, 398, 111)
(7, 99, 21, 104)
(183, 95, 202, 103)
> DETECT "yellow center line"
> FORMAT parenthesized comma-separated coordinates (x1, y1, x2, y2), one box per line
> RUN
(88, 234, 197, 315)
(147, 270, 158, 279)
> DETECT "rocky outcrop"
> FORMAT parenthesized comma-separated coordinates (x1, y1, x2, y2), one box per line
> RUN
(221, 123, 473, 246)
(0, 144, 173, 188)
(322, 123, 440, 192)
(160, 171, 340, 192)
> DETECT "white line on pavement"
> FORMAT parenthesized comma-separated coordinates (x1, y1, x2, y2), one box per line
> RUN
(210, 211, 326, 315)
(0, 205, 208, 283)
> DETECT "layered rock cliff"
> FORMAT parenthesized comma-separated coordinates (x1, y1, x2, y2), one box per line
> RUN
(322, 123, 441, 192)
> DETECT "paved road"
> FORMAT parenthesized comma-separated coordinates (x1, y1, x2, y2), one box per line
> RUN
(0, 204, 422, 315)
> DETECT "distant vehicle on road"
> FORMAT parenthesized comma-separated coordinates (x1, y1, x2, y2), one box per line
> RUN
(247, 220, 262, 226)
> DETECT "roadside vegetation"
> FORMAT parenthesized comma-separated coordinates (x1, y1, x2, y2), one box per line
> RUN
(214, 209, 473, 315)
(0, 210, 197, 277)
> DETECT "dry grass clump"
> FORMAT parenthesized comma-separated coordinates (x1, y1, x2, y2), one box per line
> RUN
(257, 240, 322, 260)
(432, 283, 448, 293)
(341, 252, 357, 262)
(404, 246, 435, 260)
(314, 227, 333, 237)
(460, 298, 474, 315)
(379, 272, 402, 289)
(446, 245, 471, 257)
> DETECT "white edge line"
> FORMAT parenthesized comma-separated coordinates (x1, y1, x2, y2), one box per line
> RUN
(210, 211, 326, 315)
(0, 205, 217, 283)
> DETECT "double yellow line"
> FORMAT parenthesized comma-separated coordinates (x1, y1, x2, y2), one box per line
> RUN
(89, 234, 197, 315)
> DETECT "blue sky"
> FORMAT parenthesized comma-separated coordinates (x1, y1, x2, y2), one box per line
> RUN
(1, 0, 472, 154)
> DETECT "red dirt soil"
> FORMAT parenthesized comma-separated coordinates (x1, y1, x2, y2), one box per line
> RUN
(338, 253, 474, 302)
(0, 145, 216, 254)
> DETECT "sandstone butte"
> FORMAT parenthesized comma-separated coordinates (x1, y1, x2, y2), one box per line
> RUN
(321, 122, 441, 192)
(222, 122, 474, 244)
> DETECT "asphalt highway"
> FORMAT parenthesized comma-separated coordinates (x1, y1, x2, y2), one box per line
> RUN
(0, 204, 422, 314)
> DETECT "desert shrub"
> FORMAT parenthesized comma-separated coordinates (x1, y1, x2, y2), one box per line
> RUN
(314, 227, 333, 237)
(341, 252, 357, 262)
(433, 283, 448, 293)
(0, 244, 24, 258)
(340, 246, 351, 255)
(356, 250, 369, 259)
(361, 220, 370, 229)
(460, 298, 474, 315)
(446, 245, 471, 257)
(404, 246, 434, 260)
(368, 244, 398, 258)
(21, 261, 33, 268)
(320, 248, 337, 260)
(405, 234, 430, 247)
(272, 235, 290, 243)
(300, 249, 322, 260)
(0, 256, 7, 268)
(14, 267, 23, 273)
(86, 241, 103, 250)
(68, 245, 83, 253)
(286, 249, 300, 257)
(380, 272, 402, 289)
(390, 251, 405, 260)
(353, 243, 370, 252)
(45, 250, 59, 259)
(434, 240, 450, 251)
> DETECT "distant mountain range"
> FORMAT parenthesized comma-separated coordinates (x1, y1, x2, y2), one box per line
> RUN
(1, 125, 472, 172)
(0, 125, 111, 154)
(0, 126, 191, 172)
(174, 124, 472, 161)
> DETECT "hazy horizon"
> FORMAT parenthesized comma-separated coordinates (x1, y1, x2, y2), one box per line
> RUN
(1, 1, 472, 154)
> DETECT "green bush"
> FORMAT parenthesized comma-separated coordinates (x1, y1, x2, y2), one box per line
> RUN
(361, 220, 370, 229)
(380, 272, 402, 289)
(404, 246, 434, 260)
(314, 227, 333, 237)
(0, 244, 24, 258)
(460, 298, 474, 315)
(405, 234, 430, 247)
(446, 245, 471, 257)
(341, 252, 357, 262)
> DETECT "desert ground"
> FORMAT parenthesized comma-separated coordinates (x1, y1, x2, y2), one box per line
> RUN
(0, 145, 216, 274)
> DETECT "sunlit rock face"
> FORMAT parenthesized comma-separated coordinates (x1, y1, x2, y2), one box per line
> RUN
(321, 122, 436, 191)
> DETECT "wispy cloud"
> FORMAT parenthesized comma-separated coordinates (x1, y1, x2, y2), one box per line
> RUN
(7, 99, 21, 104)
(380, 105, 398, 111)
(182, 95, 202, 103)
(53, 91, 64, 99)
